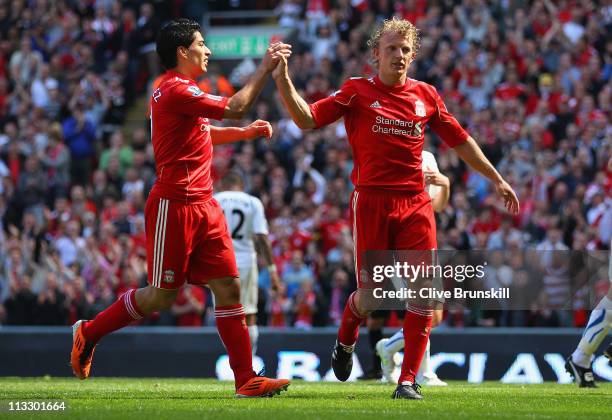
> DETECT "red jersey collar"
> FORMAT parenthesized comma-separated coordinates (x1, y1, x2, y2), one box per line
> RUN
(164, 70, 197, 84)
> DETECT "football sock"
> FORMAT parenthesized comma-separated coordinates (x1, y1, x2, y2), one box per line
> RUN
(398, 305, 432, 384)
(572, 296, 612, 368)
(215, 304, 255, 389)
(337, 291, 366, 347)
(385, 328, 405, 355)
(248, 325, 259, 355)
(82, 289, 143, 343)
(369, 328, 383, 371)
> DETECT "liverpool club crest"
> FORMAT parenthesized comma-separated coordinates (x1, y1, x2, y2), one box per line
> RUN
(415, 99, 426, 117)
(163, 269, 175, 284)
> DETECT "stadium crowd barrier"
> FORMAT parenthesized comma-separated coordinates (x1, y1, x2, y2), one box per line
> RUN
(1, 327, 610, 383)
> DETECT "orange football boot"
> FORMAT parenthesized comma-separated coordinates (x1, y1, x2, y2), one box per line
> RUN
(71, 320, 97, 379)
(235, 376, 290, 398)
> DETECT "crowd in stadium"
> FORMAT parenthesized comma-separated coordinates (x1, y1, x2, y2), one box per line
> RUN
(0, 0, 610, 329)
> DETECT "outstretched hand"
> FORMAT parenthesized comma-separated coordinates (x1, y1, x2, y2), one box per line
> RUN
(245, 119, 273, 140)
(495, 179, 520, 214)
(262, 42, 292, 72)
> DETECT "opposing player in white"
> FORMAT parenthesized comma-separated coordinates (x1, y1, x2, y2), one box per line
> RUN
(376, 150, 450, 386)
(566, 241, 612, 387)
(216, 171, 281, 355)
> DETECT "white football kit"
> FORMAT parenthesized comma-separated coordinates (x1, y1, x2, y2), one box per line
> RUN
(422, 150, 442, 201)
(215, 191, 269, 315)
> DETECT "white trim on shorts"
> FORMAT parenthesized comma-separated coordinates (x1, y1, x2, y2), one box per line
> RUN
(152, 198, 169, 288)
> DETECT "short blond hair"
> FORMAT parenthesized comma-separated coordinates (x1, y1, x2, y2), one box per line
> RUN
(367, 17, 420, 55)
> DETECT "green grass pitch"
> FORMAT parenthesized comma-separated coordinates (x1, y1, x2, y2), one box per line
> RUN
(0, 378, 610, 419)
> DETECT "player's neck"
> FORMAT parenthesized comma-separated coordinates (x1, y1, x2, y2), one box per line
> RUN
(170, 65, 200, 81)
(377, 72, 407, 87)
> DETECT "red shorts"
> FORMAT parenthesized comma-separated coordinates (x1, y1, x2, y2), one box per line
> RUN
(350, 188, 437, 288)
(145, 194, 238, 289)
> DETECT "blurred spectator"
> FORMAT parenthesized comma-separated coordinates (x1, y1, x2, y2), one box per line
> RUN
(293, 281, 317, 329)
(135, 3, 160, 81)
(16, 155, 46, 221)
(4, 274, 37, 325)
(9, 37, 43, 86)
(35, 272, 68, 325)
(487, 216, 524, 250)
(62, 108, 96, 185)
(99, 131, 133, 176)
(326, 267, 351, 325)
(282, 250, 315, 297)
(306, 23, 339, 64)
(198, 64, 236, 97)
(171, 285, 206, 327)
(55, 220, 85, 267)
(267, 283, 292, 327)
(277, 0, 303, 29)
(40, 123, 70, 203)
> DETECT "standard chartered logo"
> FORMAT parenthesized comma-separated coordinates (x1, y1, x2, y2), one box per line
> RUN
(414, 121, 422, 137)
(372, 115, 423, 138)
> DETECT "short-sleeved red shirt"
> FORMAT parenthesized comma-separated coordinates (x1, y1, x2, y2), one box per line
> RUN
(309, 76, 469, 192)
(149, 70, 229, 203)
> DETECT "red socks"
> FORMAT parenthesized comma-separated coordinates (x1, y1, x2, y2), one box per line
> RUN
(337, 292, 366, 347)
(82, 289, 143, 343)
(215, 304, 255, 389)
(399, 306, 433, 384)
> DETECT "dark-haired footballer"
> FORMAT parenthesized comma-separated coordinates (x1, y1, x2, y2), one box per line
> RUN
(71, 18, 291, 398)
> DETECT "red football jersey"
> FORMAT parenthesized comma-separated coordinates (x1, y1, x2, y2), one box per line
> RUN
(150, 70, 229, 203)
(309, 76, 469, 191)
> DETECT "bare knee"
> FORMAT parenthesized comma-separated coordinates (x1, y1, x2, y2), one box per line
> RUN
(354, 289, 372, 318)
(135, 286, 179, 313)
(209, 277, 241, 307)
(431, 309, 443, 328)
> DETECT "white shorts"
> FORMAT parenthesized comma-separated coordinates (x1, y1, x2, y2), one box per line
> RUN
(239, 261, 259, 315)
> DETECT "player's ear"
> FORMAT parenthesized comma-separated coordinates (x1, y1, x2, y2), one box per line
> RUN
(372, 47, 380, 67)
(178, 46, 188, 59)
(406, 50, 415, 64)
(372, 47, 379, 60)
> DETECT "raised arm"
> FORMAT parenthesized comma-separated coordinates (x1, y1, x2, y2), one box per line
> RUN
(223, 42, 292, 119)
(453, 136, 520, 213)
(272, 56, 317, 129)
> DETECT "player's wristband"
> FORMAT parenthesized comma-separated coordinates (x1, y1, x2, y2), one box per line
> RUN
(267, 264, 277, 274)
